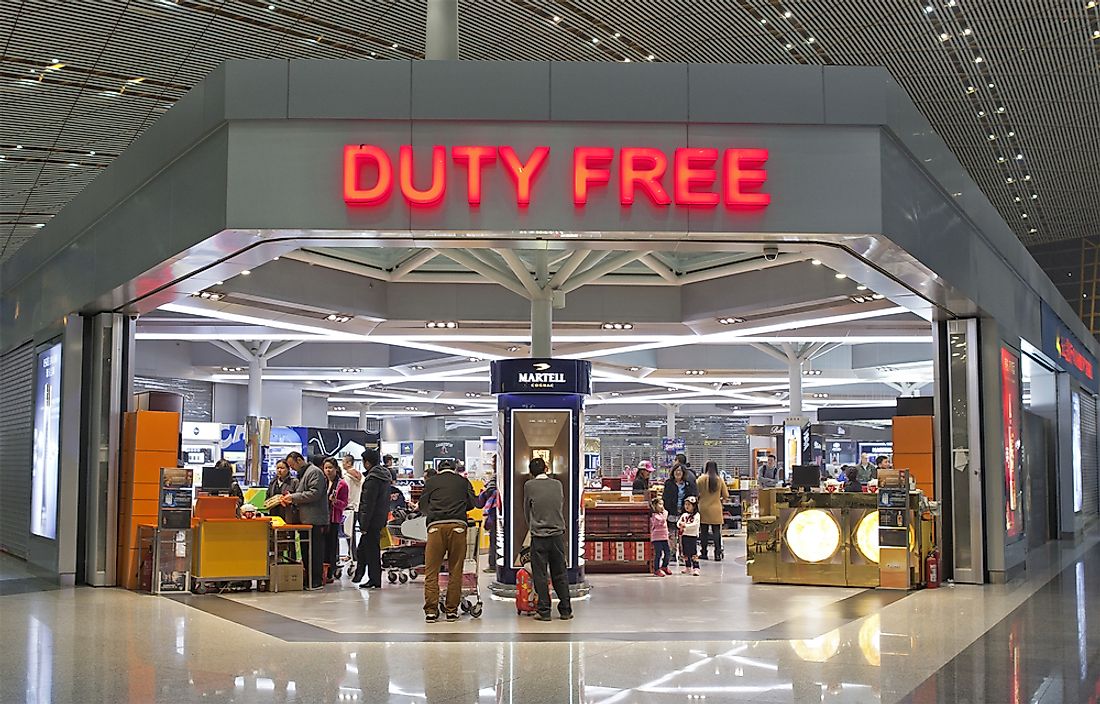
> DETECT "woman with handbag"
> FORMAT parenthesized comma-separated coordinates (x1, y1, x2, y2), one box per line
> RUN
(322, 458, 349, 585)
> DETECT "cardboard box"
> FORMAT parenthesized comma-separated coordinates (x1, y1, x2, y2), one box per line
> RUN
(271, 563, 303, 593)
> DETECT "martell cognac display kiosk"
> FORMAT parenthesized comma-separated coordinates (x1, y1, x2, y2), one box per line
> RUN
(489, 358, 592, 598)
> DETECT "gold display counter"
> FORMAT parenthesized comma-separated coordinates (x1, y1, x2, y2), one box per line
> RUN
(191, 518, 271, 592)
(746, 490, 932, 588)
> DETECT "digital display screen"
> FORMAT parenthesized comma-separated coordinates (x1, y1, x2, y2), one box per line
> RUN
(1072, 391, 1083, 513)
(31, 343, 62, 540)
(1001, 347, 1023, 541)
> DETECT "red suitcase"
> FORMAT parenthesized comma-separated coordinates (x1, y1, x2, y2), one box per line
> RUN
(515, 567, 539, 615)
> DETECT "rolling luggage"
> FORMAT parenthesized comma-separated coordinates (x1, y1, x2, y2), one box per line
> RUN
(515, 566, 538, 615)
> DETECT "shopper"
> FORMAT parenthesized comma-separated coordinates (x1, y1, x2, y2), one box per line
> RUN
(383, 454, 399, 482)
(696, 461, 729, 561)
(280, 452, 329, 589)
(420, 459, 476, 622)
(874, 455, 891, 480)
(524, 457, 573, 622)
(844, 469, 864, 493)
(677, 496, 701, 576)
(352, 449, 391, 589)
(649, 497, 671, 577)
(759, 454, 781, 487)
(662, 465, 697, 563)
(268, 459, 300, 560)
(632, 461, 653, 496)
(341, 454, 364, 558)
(322, 458, 349, 584)
(673, 453, 696, 481)
(475, 477, 501, 574)
(855, 454, 876, 484)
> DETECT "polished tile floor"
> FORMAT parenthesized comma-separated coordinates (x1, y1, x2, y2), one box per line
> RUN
(3, 532, 1099, 703)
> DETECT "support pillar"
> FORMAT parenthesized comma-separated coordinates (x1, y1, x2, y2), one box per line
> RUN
(425, 0, 459, 60)
(666, 404, 677, 438)
(788, 359, 803, 417)
(248, 355, 264, 418)
(359, 406, 369, 431)
(531, 296, 553, 357)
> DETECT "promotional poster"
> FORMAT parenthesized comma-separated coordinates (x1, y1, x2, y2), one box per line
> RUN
(31, 343, 62, 540)
(1001, 347, 1023, 541)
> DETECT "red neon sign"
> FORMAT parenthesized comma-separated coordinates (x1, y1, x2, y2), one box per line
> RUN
(1056, 332, 1094, 381)
(343, 145, 771, 209)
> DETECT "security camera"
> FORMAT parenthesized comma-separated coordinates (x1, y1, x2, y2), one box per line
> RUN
(762, 246, 780, 262)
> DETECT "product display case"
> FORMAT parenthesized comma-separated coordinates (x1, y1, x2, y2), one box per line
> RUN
(582, 498, 652, 573)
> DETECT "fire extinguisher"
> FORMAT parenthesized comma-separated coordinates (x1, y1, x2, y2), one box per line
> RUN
(926, 549, 941, 589)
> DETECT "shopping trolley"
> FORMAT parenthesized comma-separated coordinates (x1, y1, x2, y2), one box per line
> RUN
(436, 520, 484, 618)
(383, 514, 426, 584)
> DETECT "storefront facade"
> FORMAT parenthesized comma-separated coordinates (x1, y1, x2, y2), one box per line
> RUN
(2, 60, 1097, 585)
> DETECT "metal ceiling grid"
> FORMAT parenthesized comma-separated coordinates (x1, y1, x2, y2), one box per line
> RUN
(1, 0, 1098, 266)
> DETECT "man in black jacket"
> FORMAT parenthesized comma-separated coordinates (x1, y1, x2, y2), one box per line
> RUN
(420, 459, 476, 622)
(352, 449, 391, 589)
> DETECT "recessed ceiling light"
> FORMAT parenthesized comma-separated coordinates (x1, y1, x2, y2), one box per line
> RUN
(405, 406, 418, 411)
(966, 85, 976, 93)
(506, 346, 521, 352)
(856, 284, 868, 291)
(614, 32, 622, 38)
(806, 37, 815, 44)
(628, 366, 641, 372)
(465, 392, 481, 398)
(34, 223, 44, 228)
(268, 3, 275, 9)
(962, 28, 973, 36)
(923, 4, 934, 12)
(811, 259, 822, 266)
(341, 368, 361, 373)
(426, 321, 458, 329)
(939, 32, 951, 41)
(552, 14, 561, 22)
(685, 370, 707, 376)
(717, 316, 746, 325)
(785, 43, 794, 49)
(591, 37, 599, 44)
(602, 322, 634, 330)
(392, 43, 398, 49)
(871, 293, 885, 300)
(783, 9, 793, 17)
(834, 273, 847, 279)
(468, 357, 482, 362)
(240, 269, 251, 276)
(647, 54, 655, 61)
(325, 313, 352, 323)
(15, 145, 21, 149)
(411, 365, 424, 371)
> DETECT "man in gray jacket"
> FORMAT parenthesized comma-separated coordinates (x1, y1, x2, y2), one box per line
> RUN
(281, 452, 329, 589)
(523, 457, 573, 621)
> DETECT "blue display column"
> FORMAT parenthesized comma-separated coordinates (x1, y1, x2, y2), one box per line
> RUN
(488, 358, 592, 598)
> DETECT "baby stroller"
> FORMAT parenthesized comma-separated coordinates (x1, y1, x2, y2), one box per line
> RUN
(383, 513, 426, 584)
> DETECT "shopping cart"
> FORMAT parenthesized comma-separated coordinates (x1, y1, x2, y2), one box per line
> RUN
(383, 515, 426, 584)
(436, 520, 483, 618)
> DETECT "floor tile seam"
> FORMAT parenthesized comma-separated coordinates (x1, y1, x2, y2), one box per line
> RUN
(886, 537, 1100, 703)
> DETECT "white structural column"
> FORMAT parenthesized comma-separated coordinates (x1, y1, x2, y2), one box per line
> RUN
(531, 250, 553, 357)
(358, 407, 370, 431)
(665, 404, 678, 439)
(788, 357, 803, 416)
(210, 340, 303, 418)
(248, 355, 265, 417)
(425, 0, 459, 60)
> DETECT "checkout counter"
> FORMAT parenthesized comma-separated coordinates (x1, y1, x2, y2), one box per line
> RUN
(746, 488, 934, 588)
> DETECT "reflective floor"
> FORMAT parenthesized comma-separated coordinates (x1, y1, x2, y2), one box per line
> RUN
(3, 532, 1099, 703)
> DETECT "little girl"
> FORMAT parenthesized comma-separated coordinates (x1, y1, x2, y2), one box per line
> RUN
(650, 497, 671, 577)
(677, 496, 701, 576)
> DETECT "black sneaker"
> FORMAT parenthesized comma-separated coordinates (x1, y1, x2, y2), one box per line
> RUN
(534, 613, 552, 622)
(425, 612, 439, 623)
(445, 612, 459, 622)
(559, 612, 574, 621)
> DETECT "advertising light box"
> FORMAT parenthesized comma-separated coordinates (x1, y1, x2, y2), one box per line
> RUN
(31, 342, 62, 540)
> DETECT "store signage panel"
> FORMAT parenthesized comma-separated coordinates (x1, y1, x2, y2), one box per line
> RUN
(31, 342, 62, 540)
(490, 358, 592, 395)
(343, 145, 770, 210)
(1001, 347, 1024, 541)
(1040, 302, 1097, 391)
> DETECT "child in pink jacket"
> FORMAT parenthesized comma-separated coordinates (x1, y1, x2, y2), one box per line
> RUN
(650, 497, 671, 576)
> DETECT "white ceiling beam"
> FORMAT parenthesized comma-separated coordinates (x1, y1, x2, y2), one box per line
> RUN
(391, 249, 438, 280)
(547, 250, 591, 290)
(675, 253, 808, 285)
(283, 250, 391, 281)
(561, 251, 650, 293)
(639, 254, 679, 283)
(494, 248, 542, 298)
(209, 340, 250, 361)
(433, 248, 531, 299)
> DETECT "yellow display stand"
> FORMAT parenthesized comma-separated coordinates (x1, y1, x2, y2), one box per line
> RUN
(192, 518, 271, 590)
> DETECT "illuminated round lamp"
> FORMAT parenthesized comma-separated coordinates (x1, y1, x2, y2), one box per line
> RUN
(791, 629, 841, 663)
(855, 512, 880, 563)
(785, 509, 841, 563)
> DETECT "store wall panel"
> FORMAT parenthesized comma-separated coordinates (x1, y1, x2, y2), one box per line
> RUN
(686, 124, 882, 236)
(550, 62, 688, 122)
(0, 343, 33, 558)
(289, 60, 411, 119)
(689, 64, 825, 124)
(226, 120, 411, 231)
(412, 61, 550, 120)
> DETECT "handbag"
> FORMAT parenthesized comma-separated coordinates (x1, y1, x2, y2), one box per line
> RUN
(379, 526, 395, 549)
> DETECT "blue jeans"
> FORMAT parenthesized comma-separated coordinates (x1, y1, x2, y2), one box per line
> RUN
(652, 540, 670, 572)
